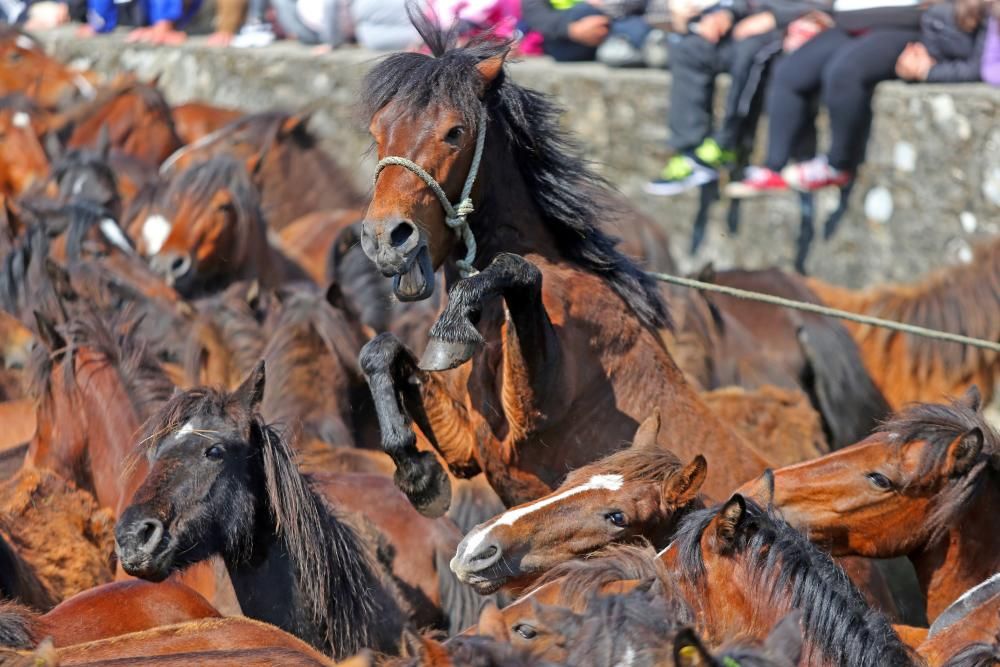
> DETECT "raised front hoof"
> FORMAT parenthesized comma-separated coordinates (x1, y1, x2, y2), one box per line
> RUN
(419, 338, 479, 371)
(395, 451, 452, 518)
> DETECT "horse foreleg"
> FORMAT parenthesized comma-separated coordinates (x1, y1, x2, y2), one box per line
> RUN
(360, 332, 480, 518)
(421, 253, 565, 451)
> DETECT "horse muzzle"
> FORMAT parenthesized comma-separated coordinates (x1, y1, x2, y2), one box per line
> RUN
(360, 218, 435, 302)
(115, 509, 175, 582)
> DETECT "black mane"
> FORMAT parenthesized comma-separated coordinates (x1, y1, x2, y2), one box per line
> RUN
(361, 16, 669, 330)
(674, 499, 914, 667)
(144, 387, 405, 658)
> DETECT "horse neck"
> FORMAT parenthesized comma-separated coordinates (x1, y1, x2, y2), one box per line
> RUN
(73, 352, 148, 513)
(911, 469, 1000, 621)
(225, 470, 404, 658)
(465, 139, 562, 268)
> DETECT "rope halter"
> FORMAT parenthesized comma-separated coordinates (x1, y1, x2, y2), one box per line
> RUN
(372, 104, 488, 279)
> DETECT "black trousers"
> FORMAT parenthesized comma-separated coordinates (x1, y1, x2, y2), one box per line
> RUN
(764, 26, 919, 172)
(667, 29, 782, 154)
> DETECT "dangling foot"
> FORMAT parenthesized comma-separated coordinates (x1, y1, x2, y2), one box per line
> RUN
(781, 156, 852, 192)
(725, 166, 789, 198)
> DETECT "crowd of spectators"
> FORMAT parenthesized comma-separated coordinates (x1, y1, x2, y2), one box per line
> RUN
(4, 0, 998, 197)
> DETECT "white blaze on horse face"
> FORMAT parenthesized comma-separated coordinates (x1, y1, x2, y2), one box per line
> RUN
(175, 421, 196, 440)
(15, 36, 35, 50)
(142, 215, 171, 256)
(11, 112, 29, 129)
(616, 644, 636, 667)
(99, 218, 135, 255)
(459, 474, 625, 558)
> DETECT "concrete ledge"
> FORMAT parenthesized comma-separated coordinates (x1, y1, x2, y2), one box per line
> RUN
(39, 28, 1000, 287)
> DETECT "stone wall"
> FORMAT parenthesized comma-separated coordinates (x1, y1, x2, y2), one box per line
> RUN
(41, 29, 1000, 287)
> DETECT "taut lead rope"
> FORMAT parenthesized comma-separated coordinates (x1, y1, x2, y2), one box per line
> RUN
(373, 105, 489, 278)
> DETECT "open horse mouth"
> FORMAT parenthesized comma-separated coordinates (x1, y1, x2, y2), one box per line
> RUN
(393, 245, 434, 302)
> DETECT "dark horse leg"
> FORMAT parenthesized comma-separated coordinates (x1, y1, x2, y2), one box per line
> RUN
(359, 333, 453, 518)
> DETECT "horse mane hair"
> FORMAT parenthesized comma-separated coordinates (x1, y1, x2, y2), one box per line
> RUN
(184, 281, 273, 384)
(563, 443, 682, 488)
(554, 589, 685, 667)
(532, 543, 690, 618)
(361, 14, 669, 330)
(674, 498, 915, 667)
(144, 387, 404, 658)
(941, 641, 1000, 667)
(0, 601, 39, 650)
(880, 394, 1000, 543)
(0, 94, 42, 114)
(843, 236, 1000, 386)
(929, 573, 1000, 639)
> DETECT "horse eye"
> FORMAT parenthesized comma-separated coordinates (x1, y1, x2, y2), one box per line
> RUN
(606, 511, 627, 527)
(513, 624, 537, 640)
(444, 126, 464, 145)
(8, 52, 22, 63)
(205, 445, 225, 461)
(866, 472, 893, 490)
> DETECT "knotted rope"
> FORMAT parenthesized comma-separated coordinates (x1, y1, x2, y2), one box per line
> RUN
(373, 105, 489, 278)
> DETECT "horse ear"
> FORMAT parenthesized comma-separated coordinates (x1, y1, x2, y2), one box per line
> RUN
(662, 455, 707, 508)
(764, 611, 804, 666)
(475, 600, 509, 640)
(631, 409, 661, 450)
(715, 494, 748, 551)
(475, 48, 509, 91)
(673, 627, 714, 667)
(279, 112, 311, 139)
(945, 427, 984, 477)
(33, 311, 65, 353)
(958, 385, 981, 413)
(234, 360, 266, 411)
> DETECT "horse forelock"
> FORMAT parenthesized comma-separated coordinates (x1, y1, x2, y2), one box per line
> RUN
(563, 445, 682, 489)
(675, 499, 913, 667)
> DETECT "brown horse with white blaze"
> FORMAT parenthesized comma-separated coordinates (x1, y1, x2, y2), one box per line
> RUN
(358, 20, 769, 515)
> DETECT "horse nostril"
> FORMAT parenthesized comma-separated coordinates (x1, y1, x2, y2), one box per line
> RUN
(389, 221, 417, 248)
(472, 544, 499, 562)
(169, 254, 191, 278)
(136, 518, 164, 554)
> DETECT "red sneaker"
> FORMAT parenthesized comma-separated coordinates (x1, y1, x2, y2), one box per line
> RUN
(725, 166, 789, 199)
(781, 157, 852, 192)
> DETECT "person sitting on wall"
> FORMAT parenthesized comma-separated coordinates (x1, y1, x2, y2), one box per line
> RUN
(521, 0, 668, 66)
(78, 0, 200, 43)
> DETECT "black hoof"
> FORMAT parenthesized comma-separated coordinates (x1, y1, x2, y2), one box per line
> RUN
(395, 451, 452, 518)
(419, 338, 480, 371)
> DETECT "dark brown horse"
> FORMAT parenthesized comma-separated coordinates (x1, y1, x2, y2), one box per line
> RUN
(804, 235, 1000, 408)
(160, 111, 366, 230)
(0, 580, 220, 648)
(740, 387, 1000, 622)
(357, 20, 769, 516)
(138, 156, 308, 296)
(115, 364, 408, 659)
(660, 495, 915, 666)
(450, 412, 706, 595)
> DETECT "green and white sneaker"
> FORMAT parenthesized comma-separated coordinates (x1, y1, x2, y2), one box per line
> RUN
(644, 139, 735, 197)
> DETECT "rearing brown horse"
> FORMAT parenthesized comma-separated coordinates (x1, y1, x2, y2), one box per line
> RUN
(358, 21, 768, 516)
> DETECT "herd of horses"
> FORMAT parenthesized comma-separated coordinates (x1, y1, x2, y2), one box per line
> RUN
(0, 15, 997, 667)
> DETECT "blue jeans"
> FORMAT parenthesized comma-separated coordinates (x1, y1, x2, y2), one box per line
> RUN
(541, 4, 651, 62)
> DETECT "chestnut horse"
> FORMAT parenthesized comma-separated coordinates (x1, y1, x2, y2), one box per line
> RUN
(358, 22, 769, 515)
(740, 387, 1000, 622)
(450, 411, 706, 595)
(800, 237, 1000, 408)
(116, 364, 408, 659)
(140, 156, 308, 295)
(171, 101, 242, 145)
(0, 580, 219, 648)
(0, 617, 338, 666)
(917, 575, 1000, 665)
(0, 28, 96, 110)
(659, 495, 915, 666)
(160, 111, 366, 230)
(0, 107, 48, 197)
